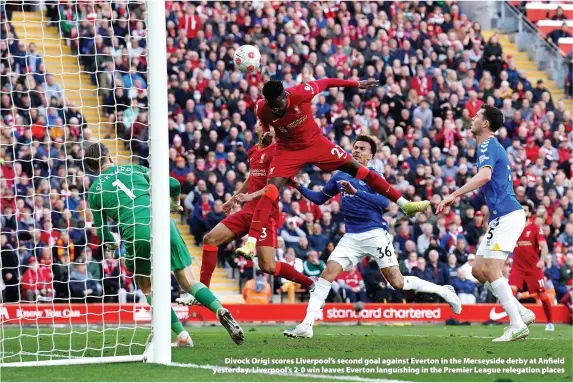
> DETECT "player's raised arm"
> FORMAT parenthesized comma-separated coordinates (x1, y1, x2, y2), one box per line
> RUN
(294, 175, 339, 206)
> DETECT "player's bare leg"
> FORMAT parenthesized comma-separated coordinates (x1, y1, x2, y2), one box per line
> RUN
(381, 266, 461, 314)
(135, 275, 194, 348)
(284, 260, 343, 338)
(201, 223, 237, 287)
(337, 159, 430, 217)
(257, 246, 314, 289)
(237, 177, 287, 258)
(173, 267, 244, 345)
(473, 256, 529, 342)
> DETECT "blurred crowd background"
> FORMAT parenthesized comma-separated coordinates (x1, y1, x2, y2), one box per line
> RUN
(1, 1, 572, 306)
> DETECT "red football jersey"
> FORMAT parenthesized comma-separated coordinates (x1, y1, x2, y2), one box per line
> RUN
(255, 78, 359, 150)
(513, 223, 546, 274)
(244, 143, 276, 212)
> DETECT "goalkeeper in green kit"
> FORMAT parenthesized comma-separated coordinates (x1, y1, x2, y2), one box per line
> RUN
(84, 143, 244, 347)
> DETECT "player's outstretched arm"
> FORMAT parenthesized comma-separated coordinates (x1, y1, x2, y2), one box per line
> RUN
(310, 79, 379, 93)
(437, 167, 492, 213)
(294, 176, 339, 206)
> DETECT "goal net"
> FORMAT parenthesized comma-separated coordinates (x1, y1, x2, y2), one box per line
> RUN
(0, 0, 171, 366)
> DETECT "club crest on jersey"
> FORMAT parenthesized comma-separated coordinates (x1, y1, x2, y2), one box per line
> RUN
(294, 106, 302, 115)
(269, 167, 274, 175)
(259, 153, 265, 163)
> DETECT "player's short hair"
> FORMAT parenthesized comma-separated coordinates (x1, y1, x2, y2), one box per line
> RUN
(262, 80, 284, 101)
(353, 135, 377, 155)
(84, 143, 109, 172)
(480, 104, 504, 132)
(521, 199, 535, 213)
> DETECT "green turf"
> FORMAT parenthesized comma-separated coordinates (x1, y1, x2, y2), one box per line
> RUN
(1, 324, 571, 382)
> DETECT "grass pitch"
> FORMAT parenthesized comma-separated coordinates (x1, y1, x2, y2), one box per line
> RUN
(1, 324, 571, 382)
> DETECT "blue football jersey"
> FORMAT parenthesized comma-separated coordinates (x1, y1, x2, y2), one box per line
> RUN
(477, 137, 522, 222)
(299, 168, 390, 234)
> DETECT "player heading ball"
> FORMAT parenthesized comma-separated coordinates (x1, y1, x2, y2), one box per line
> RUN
(237, 78, 431, 259)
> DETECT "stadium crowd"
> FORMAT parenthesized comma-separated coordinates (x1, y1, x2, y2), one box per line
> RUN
(1, 1, 572, 307)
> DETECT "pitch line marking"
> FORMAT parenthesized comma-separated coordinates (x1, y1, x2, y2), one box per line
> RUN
(169, 362, 410, 382)
(322, 333, 559, 340)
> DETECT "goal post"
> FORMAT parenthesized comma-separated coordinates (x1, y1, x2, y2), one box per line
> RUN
(0, 0, 170, 367)
(147, 0, 171, 366)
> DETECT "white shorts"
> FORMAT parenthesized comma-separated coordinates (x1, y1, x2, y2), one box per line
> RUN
(476, 209, 526, 260)
(329, 229, 399, 271)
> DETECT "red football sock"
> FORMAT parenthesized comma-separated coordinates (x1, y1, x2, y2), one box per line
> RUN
(539, 293, 553, 323)
(200, 244, 218, 287)
(248, 185, 279, 239)
(273, 262, 313, 289)
(356, 166, 402, 203)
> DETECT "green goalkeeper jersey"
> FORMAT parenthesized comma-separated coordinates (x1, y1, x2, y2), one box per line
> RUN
(87, 164, 180, 245)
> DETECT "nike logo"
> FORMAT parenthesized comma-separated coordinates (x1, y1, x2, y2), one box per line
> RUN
(272, 118, 280, 122)
(511, 327, 528, 339)
(489, 308, 508, 321)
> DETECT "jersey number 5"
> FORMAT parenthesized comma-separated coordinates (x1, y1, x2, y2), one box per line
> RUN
(486, 226, 494, 240)
(112, 179, 136, 200)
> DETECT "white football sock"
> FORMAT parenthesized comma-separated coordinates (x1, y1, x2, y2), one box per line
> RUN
(403, 276, 442, 294)
(485, 281, 527, 316)
(490, 277, 526, 329)
(303, 278, 331, 326)
(396, 197, 408, 208)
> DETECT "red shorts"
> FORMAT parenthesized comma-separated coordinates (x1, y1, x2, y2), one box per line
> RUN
(269, 135, 352, 178)
(508, 268, 546, 293)
(220, 209, 277, 248)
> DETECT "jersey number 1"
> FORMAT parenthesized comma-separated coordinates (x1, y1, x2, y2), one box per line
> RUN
(112, 179, 136, 200)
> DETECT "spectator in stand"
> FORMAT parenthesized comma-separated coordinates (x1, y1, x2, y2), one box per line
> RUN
(102, 251, 120, 302)
(426, 249, 449, 286)
(242, 270, 271, 304)
(302, 251, 325, 279)
(552, 7, 568, 21)
(561, 253, 573, 288)
(308, 223, 329, 256)
(20, 257, 53, 302)
(69, 258, 103, 302)
(410, 257, 440, 302)
(453, 268, 477, 304)
(337, 265, 367, 303)
(278, 249, 305, 303)
(189, 191, 213, 245)
(548, 22, 572, 46)
(281, 217, 306, 248)
(0, 234, 19, 302)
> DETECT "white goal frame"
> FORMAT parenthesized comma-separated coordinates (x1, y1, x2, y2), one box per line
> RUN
(1, 0, 171, 367)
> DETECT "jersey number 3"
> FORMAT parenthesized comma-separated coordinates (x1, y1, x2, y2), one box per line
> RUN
(112, 179, 136, 200)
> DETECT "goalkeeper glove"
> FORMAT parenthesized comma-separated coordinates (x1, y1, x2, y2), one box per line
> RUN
(106, 232, 120, 252)
(170, 197, 184, 212)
